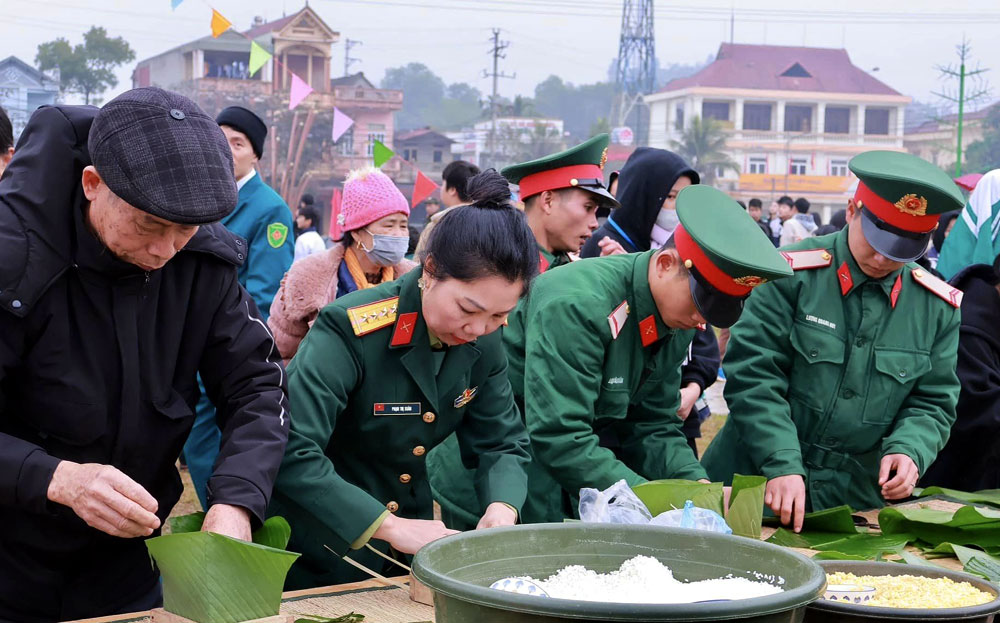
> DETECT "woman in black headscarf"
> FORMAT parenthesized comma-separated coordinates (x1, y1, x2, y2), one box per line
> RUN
(580, 147, 700, 257)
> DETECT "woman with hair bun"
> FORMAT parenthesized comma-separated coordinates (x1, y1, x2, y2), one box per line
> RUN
(269, 169, 539, 589)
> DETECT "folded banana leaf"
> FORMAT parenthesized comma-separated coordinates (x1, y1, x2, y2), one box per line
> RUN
(879, 504, 1000, 547)
(147, 515, 300, 623)
(918, 487, 1000, 507)
(632, 479, 725, 516)
(763, 504, 859, 534)
(727, 474, 766, 539)
(767, 528, 910, 559)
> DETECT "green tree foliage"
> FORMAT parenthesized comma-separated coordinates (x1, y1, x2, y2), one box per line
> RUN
(670, 116, 740, 184)
(964, 105, 1000, 174)
(381, 63, 483, 130)
(36, 26, 135, 105)
(533, 75, 615, 140)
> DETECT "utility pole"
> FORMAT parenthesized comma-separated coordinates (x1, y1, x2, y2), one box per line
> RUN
(611, 0, 655, 145)
(482, 28, 515, 168)
(934, 37, 990, 176)
(344, 38, 362, 77)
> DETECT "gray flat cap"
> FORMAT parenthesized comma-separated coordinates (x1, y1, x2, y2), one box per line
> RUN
(88, 87, 237, 225)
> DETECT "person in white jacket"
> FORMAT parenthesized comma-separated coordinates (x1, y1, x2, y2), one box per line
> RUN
(294, 203, 327, 262)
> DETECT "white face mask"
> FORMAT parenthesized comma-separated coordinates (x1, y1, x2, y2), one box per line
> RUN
(650, 208, 679, 249)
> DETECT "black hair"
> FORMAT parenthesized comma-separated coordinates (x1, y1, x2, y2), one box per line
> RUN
(423, 168, 538, 293)
(736, 200, 747, 210)
(830, 209, 847, 230)
(407, 224, 420, 256)
(298, 204, 320, 225)
(442, 160, 481, 202)
(0, 106, 12, 152)
(777, 195, 794, 206)
(300, 193, 315, 206)
(794, 197, 811, 214)
(748, 198, 762, 208)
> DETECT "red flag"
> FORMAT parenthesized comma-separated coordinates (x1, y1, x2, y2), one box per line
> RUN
(329, 188, 344, 240)
(412, 169, 439, 208)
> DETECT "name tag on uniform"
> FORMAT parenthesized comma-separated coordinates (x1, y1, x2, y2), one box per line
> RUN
(373, 402, 422, 416)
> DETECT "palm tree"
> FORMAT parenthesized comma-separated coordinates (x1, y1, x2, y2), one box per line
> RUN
(670, 116, 740, 185)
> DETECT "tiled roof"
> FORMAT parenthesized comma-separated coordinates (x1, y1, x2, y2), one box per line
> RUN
(244, 12, 299, 39)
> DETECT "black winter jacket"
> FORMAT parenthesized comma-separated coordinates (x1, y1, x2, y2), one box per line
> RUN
(0, 105, 289, 621)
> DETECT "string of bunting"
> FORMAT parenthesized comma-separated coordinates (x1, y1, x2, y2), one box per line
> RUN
(173, 0, 440, 220)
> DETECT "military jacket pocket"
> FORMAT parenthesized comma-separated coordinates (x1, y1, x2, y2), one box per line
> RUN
(862, 348, 932, 425)
(594, 387, 630, 419)
(788, 322, 845, 411)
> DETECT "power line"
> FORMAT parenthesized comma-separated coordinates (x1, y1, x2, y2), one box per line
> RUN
(343, 38, 362, 76)
(483, 27, 515, 169)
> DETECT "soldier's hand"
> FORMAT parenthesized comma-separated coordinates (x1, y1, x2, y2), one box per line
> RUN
(374, 513, 458, 555)
(476, 502, 517, 530)
(677, 383, 701, 421)
(764, 475, 806, 533)
(879, 454, 919, 500)
(598, 236, 628, 257)
(202, 503, 252, 541)
(47, 460, 160, 538)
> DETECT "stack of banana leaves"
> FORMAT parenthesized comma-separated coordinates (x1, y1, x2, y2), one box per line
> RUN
(764, 487, 1000, 583)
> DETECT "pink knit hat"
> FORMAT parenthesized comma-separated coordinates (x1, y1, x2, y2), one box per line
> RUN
(336, 167, 410, 235)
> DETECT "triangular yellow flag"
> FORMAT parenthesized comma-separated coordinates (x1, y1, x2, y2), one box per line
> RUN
(248, 41, 271, 77)
(211, 9, 232, 38)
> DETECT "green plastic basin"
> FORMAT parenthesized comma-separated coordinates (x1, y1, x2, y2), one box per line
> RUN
(412, 523, 827, 622)
(806, 561, 1000, 623)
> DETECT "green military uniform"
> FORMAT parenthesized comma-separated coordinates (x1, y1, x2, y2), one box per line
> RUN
(269, 269, 530, 588)
(702, 150, 966, 512)
(427, 135, 618, 529)
(507, 185, 794, 523)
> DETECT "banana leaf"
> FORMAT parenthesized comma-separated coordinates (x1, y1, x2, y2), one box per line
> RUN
(632, 479, 725, 516)
(812, 551, 871, 561)
(167, 512, 292, 550)
(767, 528, 856, 549)
(146, 526, 300, 623)
(918, 543, 1000, 582)
(811, 534, 912, 558)
(896, 550, 946, 568)
(879, 504, 1000, 547)
(918, 487, 1000, 507)
(727, 474, 766, 539)
(763, 505, 858, 534)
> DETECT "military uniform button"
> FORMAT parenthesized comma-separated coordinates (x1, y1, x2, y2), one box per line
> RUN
(387, 501, 399, 512)
(412, 445, 426, 456)
(422, 412, 436, 423)
(399, 473, 411, 484)
(898, 370, 907, 378)
(809, 349, 819, 358)
(855, 337, 866, 347)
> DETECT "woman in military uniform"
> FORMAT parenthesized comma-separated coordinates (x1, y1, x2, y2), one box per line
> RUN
(268, 170, 538, 589)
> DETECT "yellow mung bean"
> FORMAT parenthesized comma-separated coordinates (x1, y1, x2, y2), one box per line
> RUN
(826, 572, 994, 609)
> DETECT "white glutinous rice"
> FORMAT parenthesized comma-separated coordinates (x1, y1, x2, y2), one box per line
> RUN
(527, 555, 783, 604)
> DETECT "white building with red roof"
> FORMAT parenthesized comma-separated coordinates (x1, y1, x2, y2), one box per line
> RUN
(645, 43, 911, 217)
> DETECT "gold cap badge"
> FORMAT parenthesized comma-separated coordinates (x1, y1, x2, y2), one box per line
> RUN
(599, 147, 608, 171)
(895, 194, 928, 217)
(734, 275, 767, 288)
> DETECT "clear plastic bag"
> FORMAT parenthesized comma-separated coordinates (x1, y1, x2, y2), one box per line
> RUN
(650, 500, 733, 534)
(578, 479, 653, 524)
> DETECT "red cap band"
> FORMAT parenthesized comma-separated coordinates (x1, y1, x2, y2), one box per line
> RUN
(518, 164, 604, 199)
(673, 224, 750, 297)
(854, 181, 938, 233)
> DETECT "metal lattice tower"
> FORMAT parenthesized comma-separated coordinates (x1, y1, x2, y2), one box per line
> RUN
(611, 0, 655, 139)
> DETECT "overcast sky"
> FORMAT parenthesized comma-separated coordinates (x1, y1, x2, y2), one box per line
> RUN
(3, 0, 1000, 111)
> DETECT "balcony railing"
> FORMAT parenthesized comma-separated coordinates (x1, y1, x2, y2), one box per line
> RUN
(332, 86, 403, 106)
(648, 127, 902, 148)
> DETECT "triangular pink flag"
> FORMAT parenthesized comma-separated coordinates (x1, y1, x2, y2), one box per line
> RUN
(288, 73, 313, 110)
(329, 188, 343, 240)
(412, 169, 439, 208)
(331, 107, 354, 142)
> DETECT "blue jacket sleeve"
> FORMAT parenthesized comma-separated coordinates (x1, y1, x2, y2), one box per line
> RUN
(243, 200, 294, 321)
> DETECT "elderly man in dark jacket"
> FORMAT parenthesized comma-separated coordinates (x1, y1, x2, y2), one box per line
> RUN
(0, 88, 289, 622)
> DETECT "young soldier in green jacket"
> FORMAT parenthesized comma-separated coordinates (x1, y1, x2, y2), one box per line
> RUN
(505, 185, 794, 523)
(702, 151, 966, 531)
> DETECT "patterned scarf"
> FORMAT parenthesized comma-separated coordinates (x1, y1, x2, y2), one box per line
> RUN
(344, 245, 394, 290)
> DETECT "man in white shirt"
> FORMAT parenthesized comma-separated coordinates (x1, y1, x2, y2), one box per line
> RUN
(293, 203, 327, 262)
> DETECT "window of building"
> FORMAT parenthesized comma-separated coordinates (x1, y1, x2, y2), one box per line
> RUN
(702, 101, 730, 122)
(743, 103, 773, 130)
(784, 105, 813, 132)
(864, 108, 891, 135)
(433, 150, 443, 163)
(336, 130, 354, 156)
(366, 132, 386, 156)
(675, 105, 685, 130)
(789, 158, 808, 175)
(402, 148, 416, 161)
(830, 159, 849, 177)
(748, 156, 767, 174)
(825, 106, 851, 134)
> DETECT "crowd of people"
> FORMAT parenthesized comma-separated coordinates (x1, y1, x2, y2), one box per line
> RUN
(1, 86, 999, 621)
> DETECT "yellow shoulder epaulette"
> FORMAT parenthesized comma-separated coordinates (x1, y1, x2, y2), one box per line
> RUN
(346, 297, 400, 336)
(781, 249, 833, 270)
(911, 269, 963, 308)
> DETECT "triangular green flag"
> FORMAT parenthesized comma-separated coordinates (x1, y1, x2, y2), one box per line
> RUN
(373, 140, 394, 168)
(249, 41, 271, 77)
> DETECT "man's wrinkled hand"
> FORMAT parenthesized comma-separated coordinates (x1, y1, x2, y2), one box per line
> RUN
(47, 461, 160, 538)
(202, 503, 252, 541)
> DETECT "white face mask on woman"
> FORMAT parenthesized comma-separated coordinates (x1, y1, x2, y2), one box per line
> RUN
(650, 208, 679, 249)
